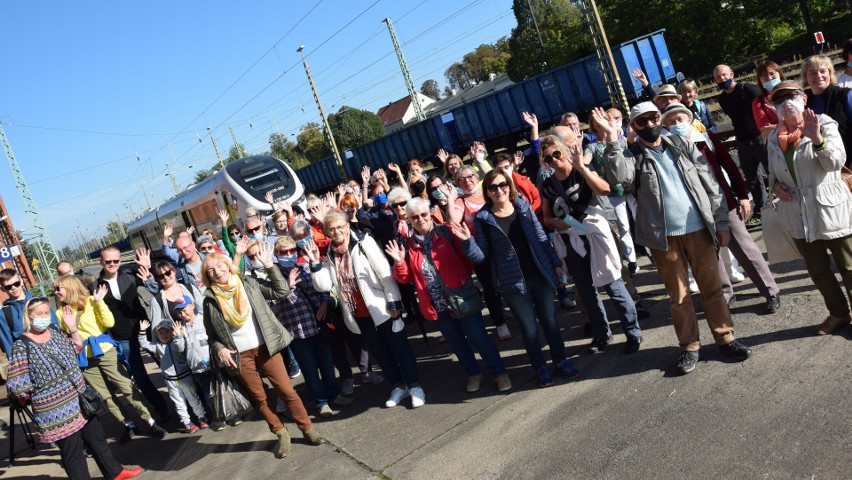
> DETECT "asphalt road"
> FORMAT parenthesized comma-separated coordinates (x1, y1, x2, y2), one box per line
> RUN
(3, 227, 851, 479)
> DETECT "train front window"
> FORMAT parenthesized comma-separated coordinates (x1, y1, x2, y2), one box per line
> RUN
(226, 156, 296, 201)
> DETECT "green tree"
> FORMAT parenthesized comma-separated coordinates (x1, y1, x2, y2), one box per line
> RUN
(105, 220, 126, 240)
(420, 79, 441, 100)
(506, 0, 592, 82)
(327, 106, 386, 153)
(227, 143, 247, 161)
(297, 122, 331, 163)
(444, 39, 512, 90)
(193, 168, 212, 184)
(268, 132, 310, 169)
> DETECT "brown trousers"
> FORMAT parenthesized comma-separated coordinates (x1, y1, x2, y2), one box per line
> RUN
(237, 346, 311, 434)
(651, 230, 735, 351)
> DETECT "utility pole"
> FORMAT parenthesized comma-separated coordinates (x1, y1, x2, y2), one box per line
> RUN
(383, 17, 426, 122)
(229, 127, 244, 158)
(124, 201, 136, 218)
(0, 122, 60, 284)
(140, 184, 152, 211)
(577, 0, 630, 113)
(297, 44, 346, 180)
(524, 0, 548, 68)
(115, 212, 126, 238)
(207, 127, 225, 168)
(164, 165, 180, 195)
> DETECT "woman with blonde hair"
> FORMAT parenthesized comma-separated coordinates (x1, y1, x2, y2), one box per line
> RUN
(53, 275, 166, 443)
(801, 54, 852, 163)
(201, 246, 322, 458)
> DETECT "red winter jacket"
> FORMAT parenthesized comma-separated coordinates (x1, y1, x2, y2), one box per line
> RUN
(513, 172, 542, 218)
(392, 225, 474, 321)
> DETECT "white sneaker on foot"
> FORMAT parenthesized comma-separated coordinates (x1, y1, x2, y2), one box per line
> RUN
(688, 278, 699, 294)
(730, 269, 745, 284)
(496, 323, 511, 341)
(410, 386, 426, 408)
(318, 404, 334, 418)
(385, 387, 409, 408)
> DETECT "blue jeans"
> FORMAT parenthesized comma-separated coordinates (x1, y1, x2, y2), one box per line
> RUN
(287, 335, 340, 408)
(355, 316, 420, 389)
(502, 272, 567, 370)
(283, 346, 299, 374)
(435, 310, 506, 377)
(117, 337, 168, 414)
(563, 237, 641, 340)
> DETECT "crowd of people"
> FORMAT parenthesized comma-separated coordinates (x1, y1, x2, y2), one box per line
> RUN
(2, 45, 851, 477)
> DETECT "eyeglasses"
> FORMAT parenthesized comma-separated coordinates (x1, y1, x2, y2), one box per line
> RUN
(543, 151, 562, 164)
(2, 280, 22, 291)
(458, 174, 476, 183)
(103, 259, 120, 265)
(634, 113, 661, 128)
(773, 91, 804, 106)
(246, 225, 263, 234)
(154, 270, 174, 281)
(487, 181, 510, 193)
(391, 201, 407, 209)
(277, 248, 297, 256)
(199, 246, 215, 253)
(327, 224, 348, 233)
(411, 211, 430, 220)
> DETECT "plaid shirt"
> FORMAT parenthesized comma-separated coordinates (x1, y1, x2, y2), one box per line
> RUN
(271, 263, 329, 339)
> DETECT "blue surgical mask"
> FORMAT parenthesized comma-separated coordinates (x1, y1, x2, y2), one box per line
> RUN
(717, 78, 733, 91)
(762, 78, 781, 91)
(249, 233, 264, 241)
(31, 316, 52, 332)
(277, 254, 298, 268)
(669, 122, 691, 137)
(296, 235, 312, 250)
(375, 193, 387, 205)
(848, 62, 852, 68)
(431, 189, 447, 201)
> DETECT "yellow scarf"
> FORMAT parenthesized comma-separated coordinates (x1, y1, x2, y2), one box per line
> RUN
(211, 274, 251, 328)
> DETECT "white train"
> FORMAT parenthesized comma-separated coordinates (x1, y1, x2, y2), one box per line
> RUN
(126, 155, 307, 256)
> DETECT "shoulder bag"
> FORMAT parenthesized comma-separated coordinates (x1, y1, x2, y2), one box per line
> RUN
(422, 226, 483, 319)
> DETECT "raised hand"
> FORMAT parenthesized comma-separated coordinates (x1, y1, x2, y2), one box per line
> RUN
(264, 191, 274, 204)
(337, 183, 346, 199)
(590, 107, 618, 142)
(173, 321, 184, 337)
(288, 267, 302, 288)
(514, 150, 524, 166)
(376, 168, 386, 180)
(93, 284, 108, 302)
(384, 239, 406, 264)
(234, 236, 249, 255)
(522, 111, 538, 127)
(361, 165, 371, 186)
(217, 208, 230, 225)
(303, 238, 320, 264)
(569, 143, 585, 171)
(802, 108, 822, 143)
(257, 241, 274, 268)
(632, 68, 649, 87)
(185, 226, 195, 236)
(140, 319, 150, 331)
(437, 149, 449, 164)
(136, 264, 152, 282)
(163, 223, 174, 240)
(388, 162, 402, 175)
(448, 221, 471, 240)
(135, 247, 151, 269)
(61, 305, 78, 331)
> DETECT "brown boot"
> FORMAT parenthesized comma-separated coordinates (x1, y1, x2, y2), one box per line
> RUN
(302, 427, 323, 445)
(815, 314, 852, 335)
(275, 427, 291, 458)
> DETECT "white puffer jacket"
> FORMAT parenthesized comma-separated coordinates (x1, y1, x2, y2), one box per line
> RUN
(311, 233, 401, 334)
(768, 115, 851, 242)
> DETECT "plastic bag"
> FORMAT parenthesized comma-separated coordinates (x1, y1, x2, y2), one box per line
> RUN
(210, 368, 254, 423)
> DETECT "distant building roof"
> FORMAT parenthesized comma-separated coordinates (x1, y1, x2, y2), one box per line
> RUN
(376, 96, 413, 126)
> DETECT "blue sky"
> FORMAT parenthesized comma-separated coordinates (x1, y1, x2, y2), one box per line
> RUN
(0, 0, 517, 250)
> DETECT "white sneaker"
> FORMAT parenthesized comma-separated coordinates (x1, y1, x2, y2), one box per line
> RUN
(318, 404, 334, 418)
(496, 323, 511, 341)
(362, 372, 384, 385)
(729, 269, 745, 284)
(341, 378, 355, 396)
(688, 278, 699, 294)
(409, 386, 426, 408)
(385, 387, 409, 408)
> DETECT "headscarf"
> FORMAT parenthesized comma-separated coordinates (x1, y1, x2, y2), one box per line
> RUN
(210, 274, 251, 328)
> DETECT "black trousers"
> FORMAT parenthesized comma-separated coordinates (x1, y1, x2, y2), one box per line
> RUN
(56, 416, 124, 480)
(474, 262, 506, 327)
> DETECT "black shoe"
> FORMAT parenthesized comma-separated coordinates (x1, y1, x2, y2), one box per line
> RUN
(119, 426, 137, 444)
(719, 340, 753, 361)
(624, 335, 642, 354)
(766, 294, 781, 314)
(149, 423, 167, 439)
(211, 421, 226, 432)
(155, 407, 171, 424)
(676, 350, 699, 375)
(587, 336, 613, 354)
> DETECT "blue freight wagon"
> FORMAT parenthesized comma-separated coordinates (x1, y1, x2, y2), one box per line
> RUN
(297, 29, 676, 192)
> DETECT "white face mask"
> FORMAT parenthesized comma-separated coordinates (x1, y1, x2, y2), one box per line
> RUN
(31, 316, 52, 332)
(778, 97, 805, 121)
(475, 151, 486, 163)
(250, 259, 264, 270)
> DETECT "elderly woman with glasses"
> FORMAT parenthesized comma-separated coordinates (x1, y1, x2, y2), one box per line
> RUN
(459, 169, 580, 387)
(309, 210, 425, 409)
(385, 197, 511, 393)
(767, 80, 852, 335)
(452, 165, 512, 341)
(7, 297, 144, 480)
(53, 275, 167, 441)
(201, 244, 322, 458)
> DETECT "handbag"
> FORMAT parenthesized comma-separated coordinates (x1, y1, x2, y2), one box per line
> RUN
(422, 226, 483, 319)
(210, 367, 254, 423)
(78, 383, 106, 418)
(760, 198, 802, 264)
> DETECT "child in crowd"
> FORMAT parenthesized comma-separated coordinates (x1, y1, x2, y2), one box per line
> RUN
(172, 296, 216, 425)
(138, 318, 209, 433)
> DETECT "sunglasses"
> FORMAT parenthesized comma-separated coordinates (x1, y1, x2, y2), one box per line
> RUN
(246, 225, 263, 234)
(30, 296, 49, 304)
(2, 280, 22, 291)
(543, 151, 563, 164)
(634, 113, 661, 128)
(391, 201, 407, 209)
(199, 246, 215, 253)
(487, 181, 510, 193)
(277, 247, 297, 256)
(154, 270, 175, 281)
(773, 91, 803, 106)
(103, 259, 120, 265)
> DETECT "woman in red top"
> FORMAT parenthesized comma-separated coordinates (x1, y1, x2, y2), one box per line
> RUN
(752, 60, 786, 138)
